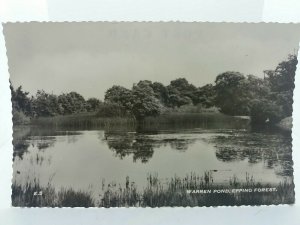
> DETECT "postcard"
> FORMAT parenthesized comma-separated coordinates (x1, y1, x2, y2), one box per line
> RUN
(3, 22, 299, 207)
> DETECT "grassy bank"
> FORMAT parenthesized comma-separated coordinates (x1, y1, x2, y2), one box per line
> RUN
(12, 173, 294, 207)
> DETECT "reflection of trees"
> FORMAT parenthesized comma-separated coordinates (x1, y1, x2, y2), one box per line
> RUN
(104, 132, 196, 163)
(13, 137, 56, 161)
(131, 140, 154, 163)
(215, 147, 240, 162)
(31, 137, 56, 150)
(37, 140, 55, 151)
(13, 140, 30, 160)
(12, 127, 79, 160)
(12, 128, 81, 161)
(213, 132, 293, 176)
(13, 127, 31, 160)
(167, 138, 194, 151)
(105, 133, 135, 159)
(104, 133, 154, 163)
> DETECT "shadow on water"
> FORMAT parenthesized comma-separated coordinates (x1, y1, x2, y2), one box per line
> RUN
(213, 126, 293, 176)
(13, 114, 293, 177)
(11, 114, 295, 207)
(12, 126, 82, 161)
(101, 118, 293, 178)
(103, 131, 197, 163)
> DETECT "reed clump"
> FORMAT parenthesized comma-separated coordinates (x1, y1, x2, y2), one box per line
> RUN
(12, 179, 94, 207)
(12, 172, 294, 207)
(30, 112, 136, 129)
(28, 112, 249, 131)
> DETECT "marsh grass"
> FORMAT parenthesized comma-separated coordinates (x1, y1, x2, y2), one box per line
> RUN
(30, 112, 136, 129)
(12, 179, 94, 207)
(29, 112, 249, 131)
(138, 112, 250, 131)
(144, 113, 227, 126)
(12, 172, 294, 207)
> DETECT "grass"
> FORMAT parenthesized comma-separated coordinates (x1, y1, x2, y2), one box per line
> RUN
(12, 172, 294, 207)
(12, 179, 94, 207)
(30, 112, 136, 129)
(28, 111, 250, 131)
(140, 112, 250, 131)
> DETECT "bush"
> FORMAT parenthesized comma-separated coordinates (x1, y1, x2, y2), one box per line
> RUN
(250, 99, 283, 124)
(12, 111, 30, 125)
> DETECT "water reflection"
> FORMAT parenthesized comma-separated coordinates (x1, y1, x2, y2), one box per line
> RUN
(101, 126, 293, 178)
(12, 120, 294, 189)
(12, 127, 82, 160)
(213, 131, 293, 176)
(13, 141, 30, 160)
(103, 131, 196, 163)
(103, 132, 153, 163)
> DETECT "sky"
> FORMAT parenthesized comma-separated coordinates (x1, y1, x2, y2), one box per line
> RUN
(3, 22, 300, 99)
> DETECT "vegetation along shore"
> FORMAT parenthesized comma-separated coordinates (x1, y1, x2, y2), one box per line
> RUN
(12, 172, 294, 207)
(11, 54, 297, 131)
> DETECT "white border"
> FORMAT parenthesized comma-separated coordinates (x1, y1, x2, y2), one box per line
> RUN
(0, 0, 300, 224)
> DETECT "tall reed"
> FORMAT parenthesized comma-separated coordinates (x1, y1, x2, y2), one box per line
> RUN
(12, 172, 294, 207)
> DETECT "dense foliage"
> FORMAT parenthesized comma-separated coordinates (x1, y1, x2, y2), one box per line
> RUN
(10, 54, 297, 124)
(251, 55, 297, 123)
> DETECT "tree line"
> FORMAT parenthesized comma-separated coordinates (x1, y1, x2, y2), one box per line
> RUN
(11, 54, 297, 125)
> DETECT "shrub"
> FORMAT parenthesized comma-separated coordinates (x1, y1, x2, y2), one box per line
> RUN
(250, 99, 283, 124)
(12, 111, 30, 125)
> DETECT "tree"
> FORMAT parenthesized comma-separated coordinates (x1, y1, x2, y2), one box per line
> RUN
(10, 82, 32, 124)
(32, 90, 60, 117)
(167, 78, 196, 107)
(215, 71, 248, 115)
(104, 83, 161, 120)
(86, 98, 101, 112)
(265, 54, 297, 92)
(168, 86, 192, 108)
(243, 75, 269, 99)
(131, 83, 161, 120)
(264, 54, 297, 117)
(239, 75, 270, 116)
(58, 92, 87, 115)
(10, 84, 32, 116)
(193, 84, 216, 107)
(104, 85, 133, 112)
(150, 82, 170, 106)
(249, 55, 297, 124)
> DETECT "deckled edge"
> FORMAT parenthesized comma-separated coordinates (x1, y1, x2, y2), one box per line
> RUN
(3, 21, 300, 24)
(2, 21, 298, 209)
(1, 22, 15, 208)
(291, 43, 300, 206)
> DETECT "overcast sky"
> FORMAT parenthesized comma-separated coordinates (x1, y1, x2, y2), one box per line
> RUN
(4, 22, 300, 99)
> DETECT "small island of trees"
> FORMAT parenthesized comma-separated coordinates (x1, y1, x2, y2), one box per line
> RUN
(10, 54, 297, 129)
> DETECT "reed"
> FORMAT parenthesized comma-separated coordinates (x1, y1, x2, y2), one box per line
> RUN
(141, 112, 249, 130)
(27, 111, 251, 133)
(12, 179, 94, 207)
(12, 172, 294, 207)
(30, 112, 136, 129)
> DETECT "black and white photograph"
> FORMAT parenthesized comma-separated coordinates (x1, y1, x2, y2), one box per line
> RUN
(3, 22, 299, 207)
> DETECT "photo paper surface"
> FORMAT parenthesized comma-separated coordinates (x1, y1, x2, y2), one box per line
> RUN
(3, 22, 299, 207)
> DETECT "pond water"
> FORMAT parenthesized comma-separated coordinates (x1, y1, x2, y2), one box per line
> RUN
(12, 116, 293, 196)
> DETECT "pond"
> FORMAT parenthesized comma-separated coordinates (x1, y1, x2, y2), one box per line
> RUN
(12, 115, 293, 200)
